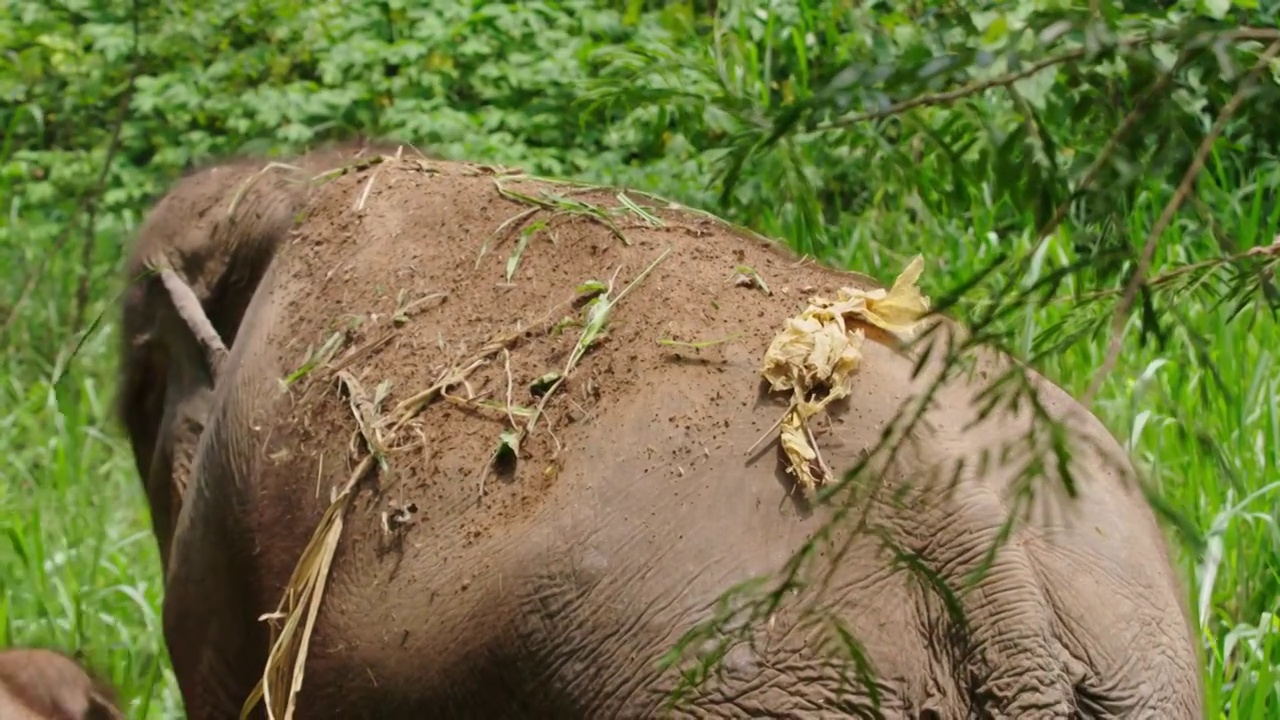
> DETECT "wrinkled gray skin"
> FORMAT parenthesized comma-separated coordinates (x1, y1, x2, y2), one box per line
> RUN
(0, 649, 123, 720)
(123, 156, 1202, 719)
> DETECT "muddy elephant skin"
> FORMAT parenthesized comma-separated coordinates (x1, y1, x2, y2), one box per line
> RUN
(120, 153, 1203, 719)
(0, 648, 123, 720)
(117, 138, 417, 571)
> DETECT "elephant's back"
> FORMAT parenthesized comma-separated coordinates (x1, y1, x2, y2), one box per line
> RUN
(227, 158, 1197, 716)
(226, 158, 949, 712)
(250, 158, 902, 545)
(245, 154, 1183, 602)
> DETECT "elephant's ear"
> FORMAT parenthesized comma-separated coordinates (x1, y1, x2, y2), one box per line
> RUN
(155, 265, 230, 381)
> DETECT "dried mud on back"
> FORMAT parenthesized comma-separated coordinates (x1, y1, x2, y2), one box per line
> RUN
(242, 156, 934, 717)
(268, 158, 914, 534)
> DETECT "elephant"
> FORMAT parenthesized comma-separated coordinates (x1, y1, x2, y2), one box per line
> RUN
(0, 648, 123, 720)
(118, 137, 416, 570)
(119, 151, 1203, 718)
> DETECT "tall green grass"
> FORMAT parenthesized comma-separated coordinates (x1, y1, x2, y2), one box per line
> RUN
(0, 121, 179, 711)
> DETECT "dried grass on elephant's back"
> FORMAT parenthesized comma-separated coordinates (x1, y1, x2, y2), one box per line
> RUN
(236, 152, 420, 720)
(240, 387, 376, 720)
(240, 466, 358, 720)
(760, 255, 931, 494)
(240, 304, 559, 720)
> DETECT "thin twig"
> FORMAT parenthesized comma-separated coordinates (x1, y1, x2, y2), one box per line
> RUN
(70, 0, 141, 336)
(502, 348, 517, 429)
(4, 0, 142, 334)
(1083, 38, 1280, 406)
(525, 249, 671, 437)
(819, 26, 1280, 131)
(824, 51, 1093, 129)
(953, 242, 1280, 314)
(1248, 234, 1280, 258)
(1030, 44, 1195, 243)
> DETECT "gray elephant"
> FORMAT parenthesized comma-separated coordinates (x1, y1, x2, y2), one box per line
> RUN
(120, 150, 1202, 718)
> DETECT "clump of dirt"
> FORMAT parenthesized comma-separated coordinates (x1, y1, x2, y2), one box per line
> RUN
(266, 159, 921, 532)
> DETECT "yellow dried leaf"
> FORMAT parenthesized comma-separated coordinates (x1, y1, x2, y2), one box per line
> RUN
(847, 254, 930, 336)
(762, 311, 865, 398)
(758, 256, 931, 495)
(778, 409, 820, 493)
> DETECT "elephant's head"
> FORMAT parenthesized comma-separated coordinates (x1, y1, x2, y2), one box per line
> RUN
(117, 137, 414, 567)
(0, 648, 124, 720)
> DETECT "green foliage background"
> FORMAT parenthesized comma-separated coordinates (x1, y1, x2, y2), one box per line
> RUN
(2, 0, 1278, 717)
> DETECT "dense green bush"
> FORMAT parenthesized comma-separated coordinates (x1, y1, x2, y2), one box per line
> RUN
(2, 0, 1277, 716)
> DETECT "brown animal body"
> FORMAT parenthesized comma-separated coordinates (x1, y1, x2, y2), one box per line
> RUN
(121, 154, 1202, 718)
(0, 649, 123, 720)
(118, 137, 416, 570)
